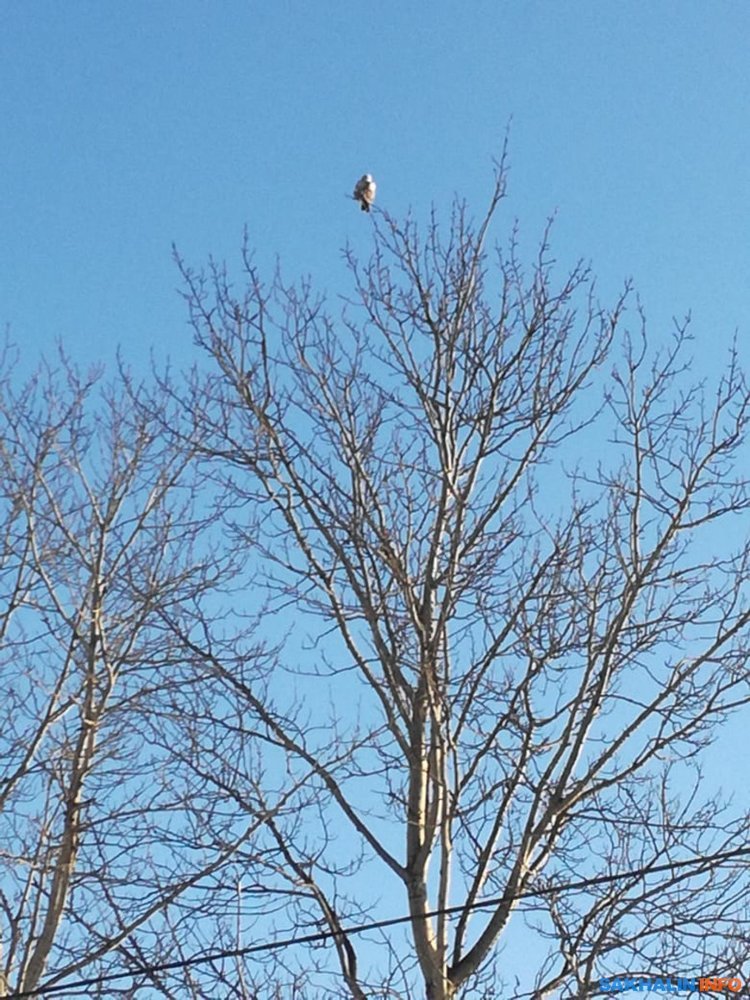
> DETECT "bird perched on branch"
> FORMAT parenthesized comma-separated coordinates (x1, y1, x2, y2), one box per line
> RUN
(353, 174, 376, 212)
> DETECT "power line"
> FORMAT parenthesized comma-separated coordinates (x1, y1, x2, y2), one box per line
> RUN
(9, 843, 750, 998)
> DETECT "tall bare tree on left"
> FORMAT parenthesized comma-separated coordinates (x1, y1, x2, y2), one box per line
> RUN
(0, 346, 288, 998)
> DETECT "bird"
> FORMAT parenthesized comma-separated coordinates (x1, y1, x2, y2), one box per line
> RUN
(353, 174, 376, 212)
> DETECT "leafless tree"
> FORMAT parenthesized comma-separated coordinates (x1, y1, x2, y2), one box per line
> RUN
(0, 349, 296, 998)
(171, 163, 750, 998)
(4, 161, 750, 1000)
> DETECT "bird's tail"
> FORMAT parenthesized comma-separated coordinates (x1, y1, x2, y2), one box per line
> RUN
(361, 202, 369, 212)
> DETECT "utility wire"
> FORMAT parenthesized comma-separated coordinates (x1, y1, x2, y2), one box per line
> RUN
(8, 843, 750, 998)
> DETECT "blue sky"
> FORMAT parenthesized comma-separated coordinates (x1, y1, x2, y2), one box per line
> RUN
(2, 3, 750, 991)
(2, 1, 749, 374)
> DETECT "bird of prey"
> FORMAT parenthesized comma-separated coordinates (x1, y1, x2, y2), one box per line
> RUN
(353, 174, 376, 212)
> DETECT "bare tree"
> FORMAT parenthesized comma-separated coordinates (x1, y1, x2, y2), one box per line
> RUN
(172, 164, 750, 998)
(4, 162, 750, 1000)
(0, 351, 294, 998)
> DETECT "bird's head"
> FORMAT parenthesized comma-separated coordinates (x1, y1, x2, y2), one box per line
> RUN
(364, 174, 373, 182)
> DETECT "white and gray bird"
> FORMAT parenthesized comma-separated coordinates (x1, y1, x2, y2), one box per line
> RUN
(353, 174, 376, 212)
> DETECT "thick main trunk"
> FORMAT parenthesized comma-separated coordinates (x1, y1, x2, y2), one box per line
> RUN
(426, 979, 457, 1000)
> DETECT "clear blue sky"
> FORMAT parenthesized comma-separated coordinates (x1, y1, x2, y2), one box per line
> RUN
(2, 4, 750, 990)
(2, 1, 749, 372)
